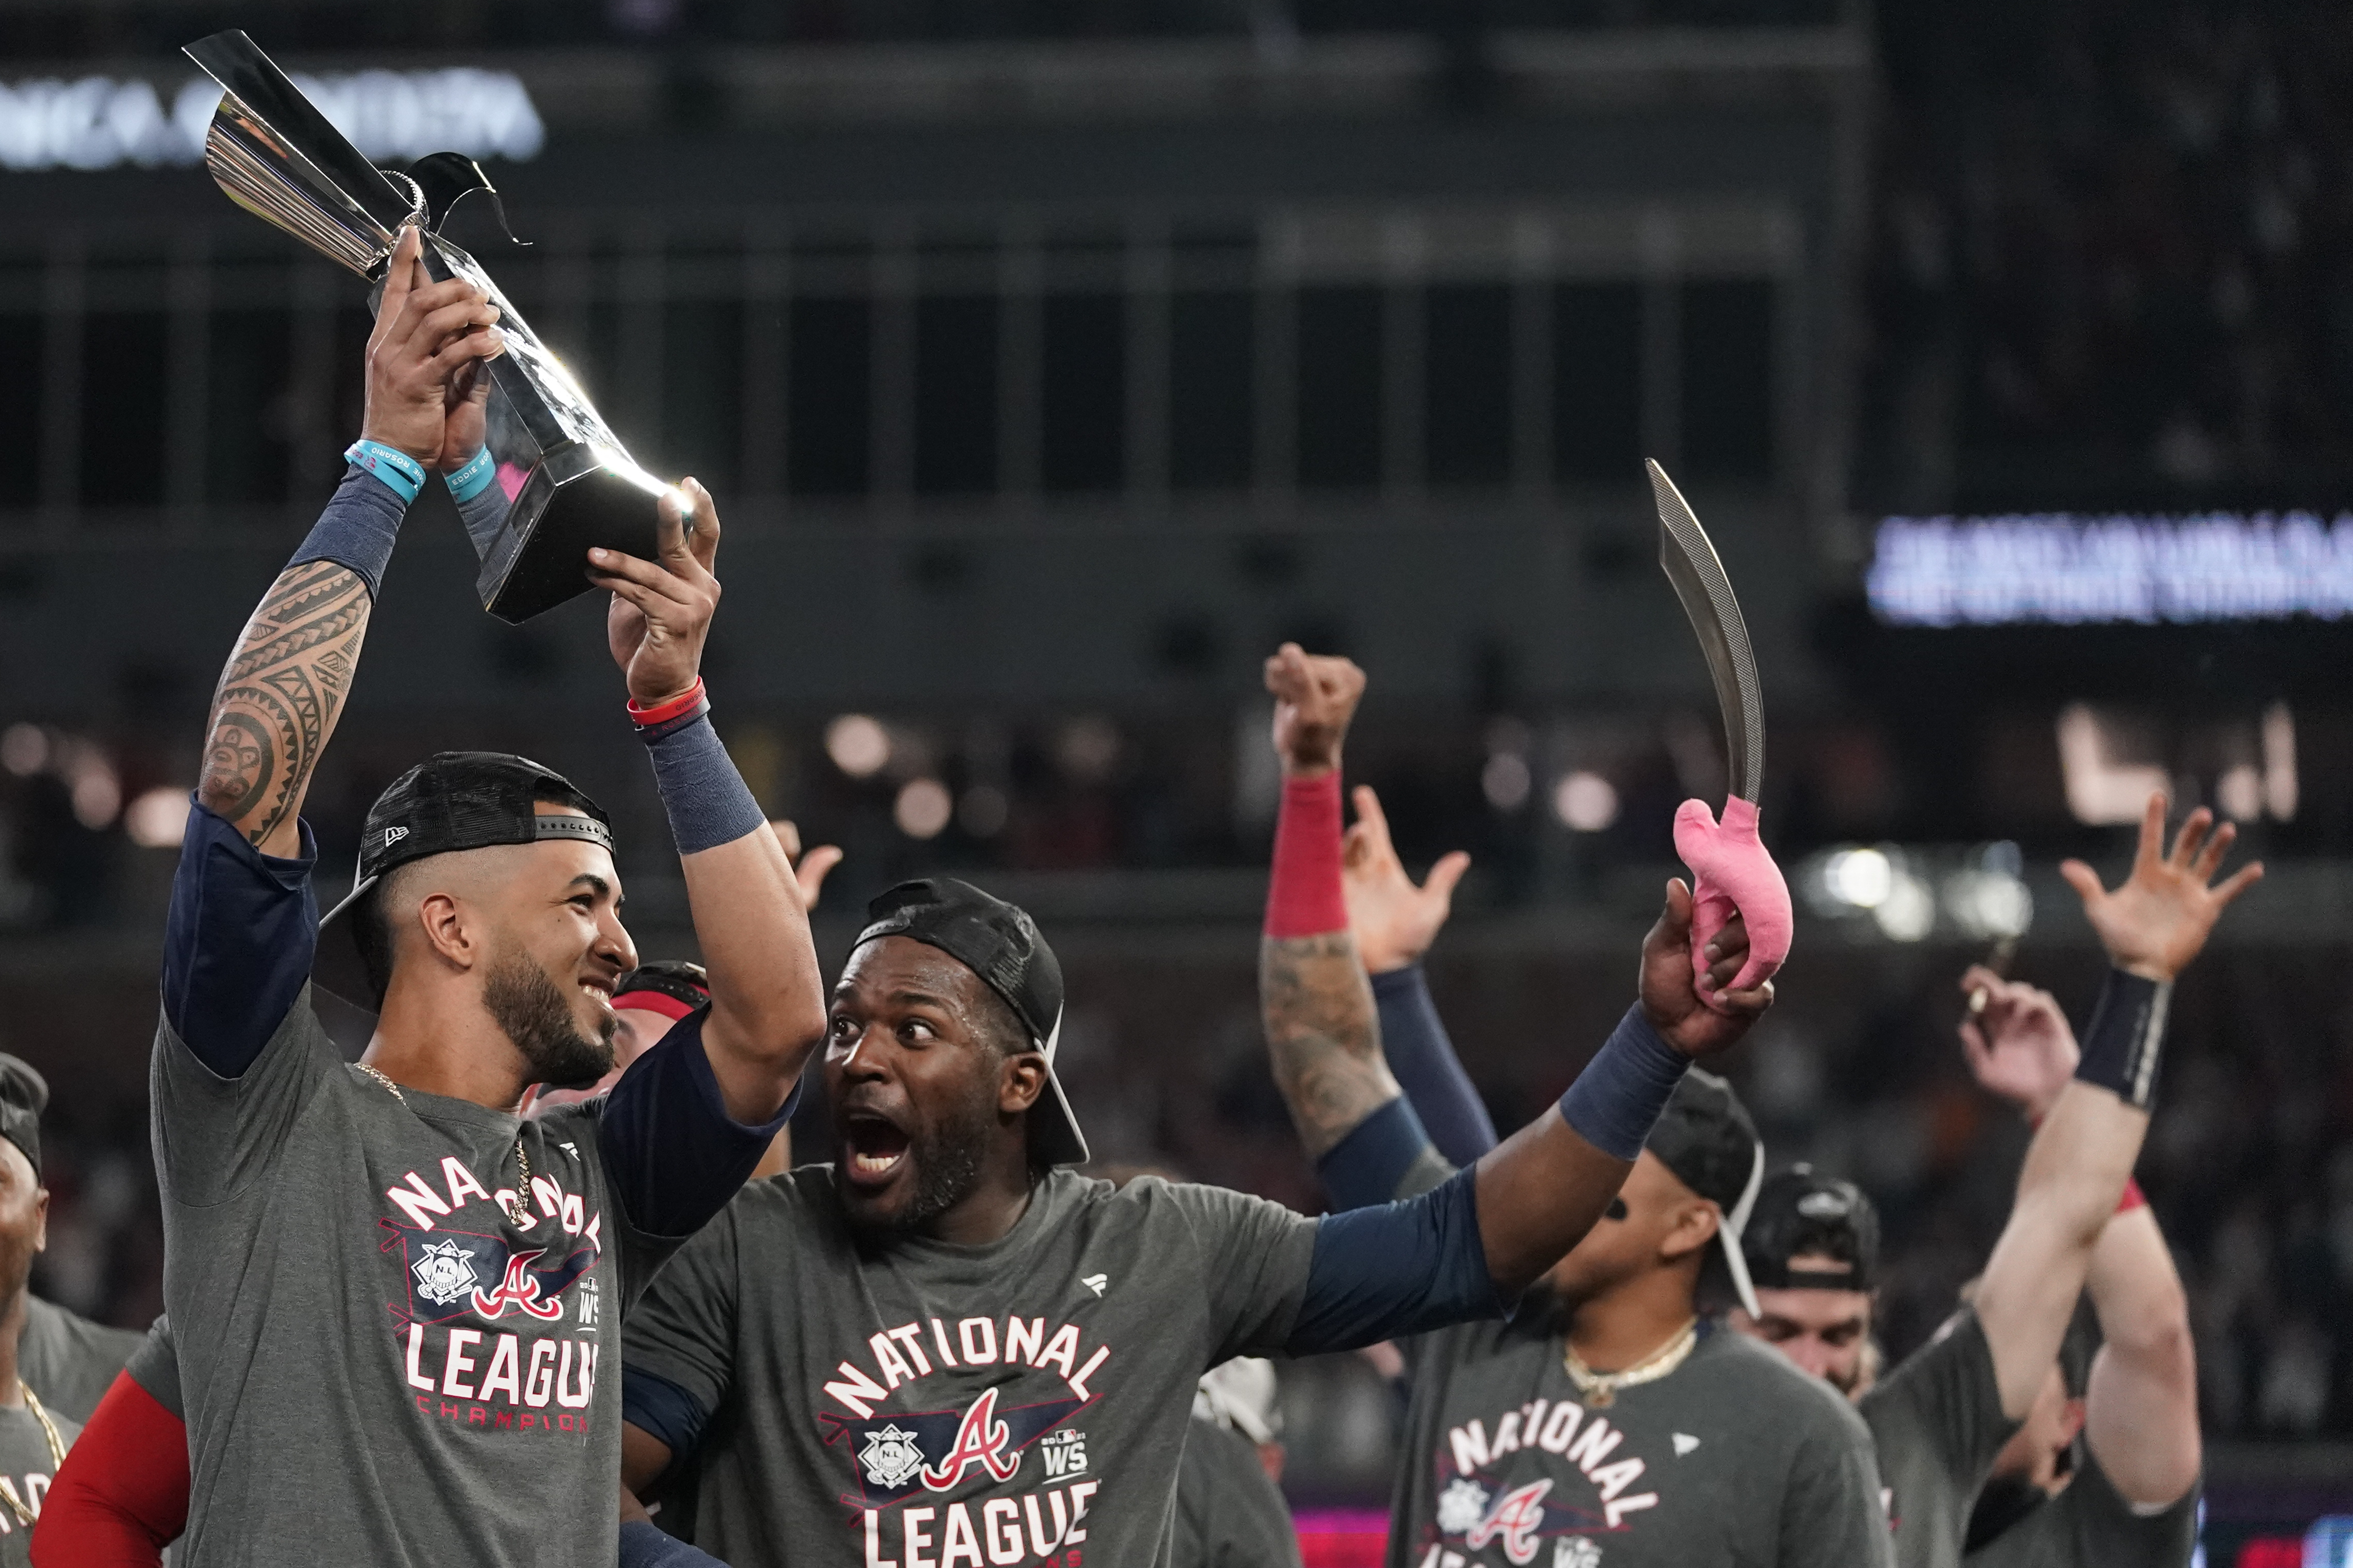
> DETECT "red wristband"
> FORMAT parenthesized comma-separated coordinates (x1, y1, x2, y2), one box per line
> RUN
(2117, 1177, 2147, 1213)
(1265, 773, 1349, 938)
(628, 677, 707, 729)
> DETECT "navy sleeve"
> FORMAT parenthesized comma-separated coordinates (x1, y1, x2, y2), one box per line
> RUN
(619, 1520, 728, 1568)
(598, 1011, 797, 1240)
(1318, 1096, 1452, 1212)
(1286, 1166, 1502, 1354)
(622, 1365, 712, 1467)
(159, 798, 320, 1078)
(1372, 964, 1498, 1165)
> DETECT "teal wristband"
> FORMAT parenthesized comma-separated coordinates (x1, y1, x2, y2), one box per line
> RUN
(446, 445, 497, 503)
(344, 439, 425, 506)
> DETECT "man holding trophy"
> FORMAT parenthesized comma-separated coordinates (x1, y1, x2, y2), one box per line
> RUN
(141, 166, 826, 1568)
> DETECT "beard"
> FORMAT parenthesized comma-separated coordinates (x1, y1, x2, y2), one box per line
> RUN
(837, 1072, 999, 1241)
(484, 944, 614, 1091)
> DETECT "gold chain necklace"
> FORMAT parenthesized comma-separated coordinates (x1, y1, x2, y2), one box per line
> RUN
(1562, 1317, 1699, 1409)
(354, 1063, 535, 1229)
(0, 1384, 66, 1527)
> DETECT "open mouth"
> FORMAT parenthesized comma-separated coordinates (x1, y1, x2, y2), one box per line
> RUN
(841, 1113, 911, 1185)
(577, 977, 615, 1010)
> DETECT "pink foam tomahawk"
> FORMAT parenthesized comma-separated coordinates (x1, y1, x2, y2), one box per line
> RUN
(1648, 459, 1794, 1004)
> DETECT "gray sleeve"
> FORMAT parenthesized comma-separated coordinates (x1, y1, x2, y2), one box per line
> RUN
(1175, 1419, 1302, 1568)
(2058, 1450, 2198, 1568)
(148, 993, 336, 1207)
(1867, 1310, 2019, 1499)
(619, 1203, 742, 1419)
(1154, 1181, 1320, 1366)
(128, 1317, 182, 1420)
(1780, 1397, 1896, 1568)
(453, 476, 509, 559)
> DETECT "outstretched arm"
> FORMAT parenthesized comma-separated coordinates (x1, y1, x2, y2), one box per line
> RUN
(592, 485, 827, 1127)
(1256, 645, 1771, 1298)
(162, 228, 502, 1071)
(2083, 1204, 2199, 1508)
(1965, 794, 2257, 1418)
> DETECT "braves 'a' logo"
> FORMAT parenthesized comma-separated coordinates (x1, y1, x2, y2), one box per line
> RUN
(472, 1248, 565, 1321)
(1466, 1478, 1554, 1566)
(920, 1388, 1024, 1492)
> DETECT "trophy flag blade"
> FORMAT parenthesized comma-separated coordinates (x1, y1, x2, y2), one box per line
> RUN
(184, 31, 421, 279)
(1648, 458, 1765, 804)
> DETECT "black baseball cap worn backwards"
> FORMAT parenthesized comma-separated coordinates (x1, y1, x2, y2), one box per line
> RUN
(314, 752, 616, 1010)
(0, 1055, 46, 1177)
(853, 877, 1086, 1167)
(1646, 1067, 1765, 1319)
(1741, 1164, 1881, 1293)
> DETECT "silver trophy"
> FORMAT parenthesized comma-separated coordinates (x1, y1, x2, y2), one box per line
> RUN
(186, 30, 672, 623)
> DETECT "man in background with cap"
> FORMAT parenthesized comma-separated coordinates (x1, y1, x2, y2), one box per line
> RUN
(1299, 763, 1890, 1568)
(1727, 1167, 1882, 1399)
(146, 230, 827, 1568)
(0, 1057, 83, 1562)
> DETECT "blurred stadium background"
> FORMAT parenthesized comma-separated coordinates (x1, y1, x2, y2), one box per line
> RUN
(4, 1, 2353, 1560)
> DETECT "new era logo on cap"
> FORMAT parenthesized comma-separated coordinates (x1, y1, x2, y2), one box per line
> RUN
(382, 825, 408, 848)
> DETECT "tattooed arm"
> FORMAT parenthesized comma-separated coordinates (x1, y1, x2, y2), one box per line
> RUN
(199, 227, 502, 853)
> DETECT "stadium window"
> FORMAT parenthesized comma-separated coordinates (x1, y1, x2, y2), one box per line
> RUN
(1553, 281, 1642, 483)
(1296, 285, 1383, 490)
(1678, 278, 1774, 482)
(913, 293, 999, 496)
(1424, 283, 1513, 488)
(786, 296, 872, 497)
(79, 311, 168, 509)
(204, 308, 294, 506)
(658, 298, 744, 496)
(0, 314, 38, 509)
(1039, 292, 1125, 494)
(1168, 290, 1253, 491)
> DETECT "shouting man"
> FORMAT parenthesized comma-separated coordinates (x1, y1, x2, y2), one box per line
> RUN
(148, 226, 827, 1567)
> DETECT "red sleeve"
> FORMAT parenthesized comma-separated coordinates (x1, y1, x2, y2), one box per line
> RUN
(31, 1371, 187, 1567)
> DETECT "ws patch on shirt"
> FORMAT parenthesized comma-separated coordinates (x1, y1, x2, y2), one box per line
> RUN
(820, 1309, 1115, 1566)
(376, 1151, 609, 1439)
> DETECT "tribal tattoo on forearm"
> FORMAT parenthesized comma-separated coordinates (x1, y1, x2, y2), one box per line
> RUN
(1258, 932, 1401, 1160)
(198, 560, 370, 846)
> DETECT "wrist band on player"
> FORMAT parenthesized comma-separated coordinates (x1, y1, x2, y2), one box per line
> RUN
(289, 466, 408, 599)
(630, 677, 709, 734)
(1558, 1003, 1692, 1162)
(2073, 967, 2171, 1109)
(1265, 772, 1348, 938)
(445, 445, 497, 503)
(343, 439, 426, 506)
(644, 701, 767, 856)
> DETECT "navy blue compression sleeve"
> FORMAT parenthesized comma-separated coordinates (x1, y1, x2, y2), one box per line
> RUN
(1318, 1097, 1444, 1212)
(622, 1366, 712, 1467)
(1287, 1166, 1501, 1354)
(619, 1520, 727, 1567)
(599, 1011, 797, 1239)
(160, 800, 319, 1077)
(1371, 965, 1498, 1166)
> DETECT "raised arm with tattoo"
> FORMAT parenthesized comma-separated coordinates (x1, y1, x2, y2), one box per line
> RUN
(199, 226, 501, 858)
(1257, 645, 1776, 1295)
(1960, 793, 2257, 1421)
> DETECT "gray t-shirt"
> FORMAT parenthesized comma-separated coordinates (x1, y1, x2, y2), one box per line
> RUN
(19, 1295, 143, 1425)
(128, 1316, 181, 1418)
(1963, 1450, 2196, 1568)
(624, 1166, 1318, 1568)
(1859, 1311, 2021, 1568)
(0, 1400, 79, 1565)
(1390, 1313, 1893, 1568)
(1172, 1415, 1301, 1568)
(150, 994, 675, 1568)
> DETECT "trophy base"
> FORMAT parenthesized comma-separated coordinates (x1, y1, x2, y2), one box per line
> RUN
(475, 445, 668, 624)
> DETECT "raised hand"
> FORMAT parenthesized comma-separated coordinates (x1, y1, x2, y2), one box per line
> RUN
(361, 226, 504, 469)
(1639, 878, 1773, 1058)
(1342, 784, 1470, 974)
(770, 819, 844, 913)
(1264, 643, 1366, 779)
(593, 479, 720, 707)
(2059, 793, 2262, 982)
(1958, 968, 2077, 1121)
